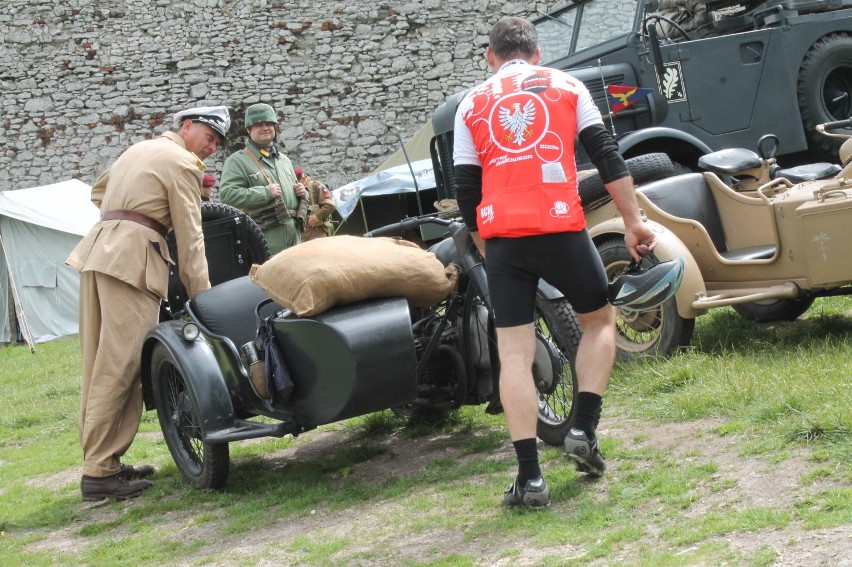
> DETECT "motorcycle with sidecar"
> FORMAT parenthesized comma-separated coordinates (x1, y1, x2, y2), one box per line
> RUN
(142, 211, 581, 489)
(581, 118, 852, 359)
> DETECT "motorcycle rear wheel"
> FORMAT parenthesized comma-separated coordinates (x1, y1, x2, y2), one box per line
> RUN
(150, 343, 230, 490)
(534, 297, 581, 446)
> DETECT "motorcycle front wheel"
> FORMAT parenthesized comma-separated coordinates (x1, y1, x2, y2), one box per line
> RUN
(534, 296, 581, 446)
(150, 343, 230, 490)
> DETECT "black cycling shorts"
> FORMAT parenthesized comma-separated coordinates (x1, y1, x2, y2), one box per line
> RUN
(484, 230, 609, 327)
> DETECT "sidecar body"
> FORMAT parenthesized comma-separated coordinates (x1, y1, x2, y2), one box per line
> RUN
(141, 276, 418, 444)
(589, 170, 852, 315)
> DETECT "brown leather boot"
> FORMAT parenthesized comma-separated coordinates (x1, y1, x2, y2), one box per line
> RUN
(81, 474, 153, 502)
(119, 463, 156, 479)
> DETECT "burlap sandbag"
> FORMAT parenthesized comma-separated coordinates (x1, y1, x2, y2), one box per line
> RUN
(249, 235, 458, 316)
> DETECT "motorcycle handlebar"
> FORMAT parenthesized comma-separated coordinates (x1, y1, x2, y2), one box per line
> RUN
(822, 118, 852, 131)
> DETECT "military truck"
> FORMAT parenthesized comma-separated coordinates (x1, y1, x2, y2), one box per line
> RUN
(430, 0, 852, 195)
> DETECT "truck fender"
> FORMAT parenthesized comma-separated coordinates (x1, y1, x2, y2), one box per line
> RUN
(618, 127, 714, 164)
(141, 321, 236, 436)
(589, 218, 705, 319)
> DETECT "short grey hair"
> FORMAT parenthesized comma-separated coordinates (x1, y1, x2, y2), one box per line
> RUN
(488, 16, 538, 60)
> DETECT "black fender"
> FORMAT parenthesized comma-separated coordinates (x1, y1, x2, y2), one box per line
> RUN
(536, 279, 564, 301)
(618, 126, 714, 168)
(141, 320, 236, 436)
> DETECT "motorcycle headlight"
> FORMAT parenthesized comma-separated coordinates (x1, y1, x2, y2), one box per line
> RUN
(181, 322, 200, 341)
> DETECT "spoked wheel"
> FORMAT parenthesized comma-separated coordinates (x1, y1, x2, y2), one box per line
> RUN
(534, 296, 581, 446)
(150, 343, 230, 489)
(597, 238, 694, 360)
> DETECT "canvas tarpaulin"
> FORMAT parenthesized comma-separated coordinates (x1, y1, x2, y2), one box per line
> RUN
(331, 158, 436, 222)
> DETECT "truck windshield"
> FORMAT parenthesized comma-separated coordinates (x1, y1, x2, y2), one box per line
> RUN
(536, 0, 639, 65)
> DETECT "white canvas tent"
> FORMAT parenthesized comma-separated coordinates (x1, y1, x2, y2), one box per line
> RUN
(0, 179, 98, 344)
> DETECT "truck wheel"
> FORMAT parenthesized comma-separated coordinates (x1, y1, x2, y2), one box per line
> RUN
(150, 343, 230, 490)
(797, 33, 852, 160)
(580, 153, 675, 210)
(597, 238, 695, 360)
(732, 297, 815, 323)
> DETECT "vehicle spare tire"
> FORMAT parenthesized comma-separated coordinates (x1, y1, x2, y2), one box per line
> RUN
(797, 33, 852, 161)
(579, 152, 676, 211)
(162, 201, 270, 319)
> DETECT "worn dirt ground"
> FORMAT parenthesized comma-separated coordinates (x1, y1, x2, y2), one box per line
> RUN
(25, 411, 851, 566)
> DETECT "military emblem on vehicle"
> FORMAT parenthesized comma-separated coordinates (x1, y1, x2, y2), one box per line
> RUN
(658, 61, 687, 103)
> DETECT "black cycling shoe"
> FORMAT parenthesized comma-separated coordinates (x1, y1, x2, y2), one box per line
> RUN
(503, 476, 551, 508)
(564, 428, 606, 477)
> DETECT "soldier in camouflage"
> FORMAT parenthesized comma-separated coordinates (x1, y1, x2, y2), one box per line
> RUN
(219, 103, 308, 254)
(294, 167, 337, 241)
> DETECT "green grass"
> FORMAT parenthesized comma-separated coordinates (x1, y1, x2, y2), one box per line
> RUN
(0, 297, 849, 565)
(609, 300, 851, 469)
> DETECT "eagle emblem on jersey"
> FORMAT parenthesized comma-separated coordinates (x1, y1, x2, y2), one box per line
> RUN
(499, 100, 535, 146)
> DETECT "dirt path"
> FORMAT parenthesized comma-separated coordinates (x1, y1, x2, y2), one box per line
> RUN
(29, 415, 850, 565)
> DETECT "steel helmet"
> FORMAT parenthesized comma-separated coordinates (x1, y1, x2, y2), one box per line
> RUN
(608, 256, 685, 311)
(244, 103, 279, 129)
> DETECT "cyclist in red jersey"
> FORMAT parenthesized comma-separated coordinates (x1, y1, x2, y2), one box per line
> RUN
(454, 16, 656, 508)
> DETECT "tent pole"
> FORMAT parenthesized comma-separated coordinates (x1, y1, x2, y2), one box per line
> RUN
(0, 232, 35, 352)
(396, 127, 423, 216)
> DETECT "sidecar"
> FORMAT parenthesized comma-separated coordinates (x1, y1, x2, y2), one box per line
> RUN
(143, 211, 419, 489)
(585, 143, 852, 359)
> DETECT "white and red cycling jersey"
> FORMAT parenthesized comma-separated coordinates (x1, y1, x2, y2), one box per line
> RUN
(454, 60, 603, 238)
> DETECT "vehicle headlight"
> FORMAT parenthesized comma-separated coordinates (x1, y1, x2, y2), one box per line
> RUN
(181, 322, 200, 341)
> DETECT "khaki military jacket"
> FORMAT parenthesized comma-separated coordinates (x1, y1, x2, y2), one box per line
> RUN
(303, 175, 337, 235)
(67, 131, 210, 299)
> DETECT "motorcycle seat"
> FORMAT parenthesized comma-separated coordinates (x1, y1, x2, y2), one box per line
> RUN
(189, 275, 283, 349)
(698, 148, 763, 175)
(774, 163, 841, 183)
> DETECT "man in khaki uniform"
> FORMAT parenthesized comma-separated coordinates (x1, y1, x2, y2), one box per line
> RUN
(219, 103, 307, 254)
(66, 106, 230, 501)
(294, 167, 337, 241)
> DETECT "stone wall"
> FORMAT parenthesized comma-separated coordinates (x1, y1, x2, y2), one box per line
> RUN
(1, 0, 556, 191)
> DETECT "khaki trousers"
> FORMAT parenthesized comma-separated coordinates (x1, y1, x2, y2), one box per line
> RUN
(78, 271, 159, 477)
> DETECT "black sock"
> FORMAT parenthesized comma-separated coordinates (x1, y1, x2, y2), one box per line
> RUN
(574, 392, 603, 441)
(513, 438, 541, 485)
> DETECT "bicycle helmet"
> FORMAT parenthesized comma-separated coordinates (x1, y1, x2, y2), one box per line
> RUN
(608, 255, 684, 311)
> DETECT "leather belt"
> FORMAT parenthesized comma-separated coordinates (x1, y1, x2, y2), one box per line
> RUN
(101, 209, 168, 238)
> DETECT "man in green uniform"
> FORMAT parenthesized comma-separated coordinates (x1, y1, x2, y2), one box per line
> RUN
(219, 103, 307, 254)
